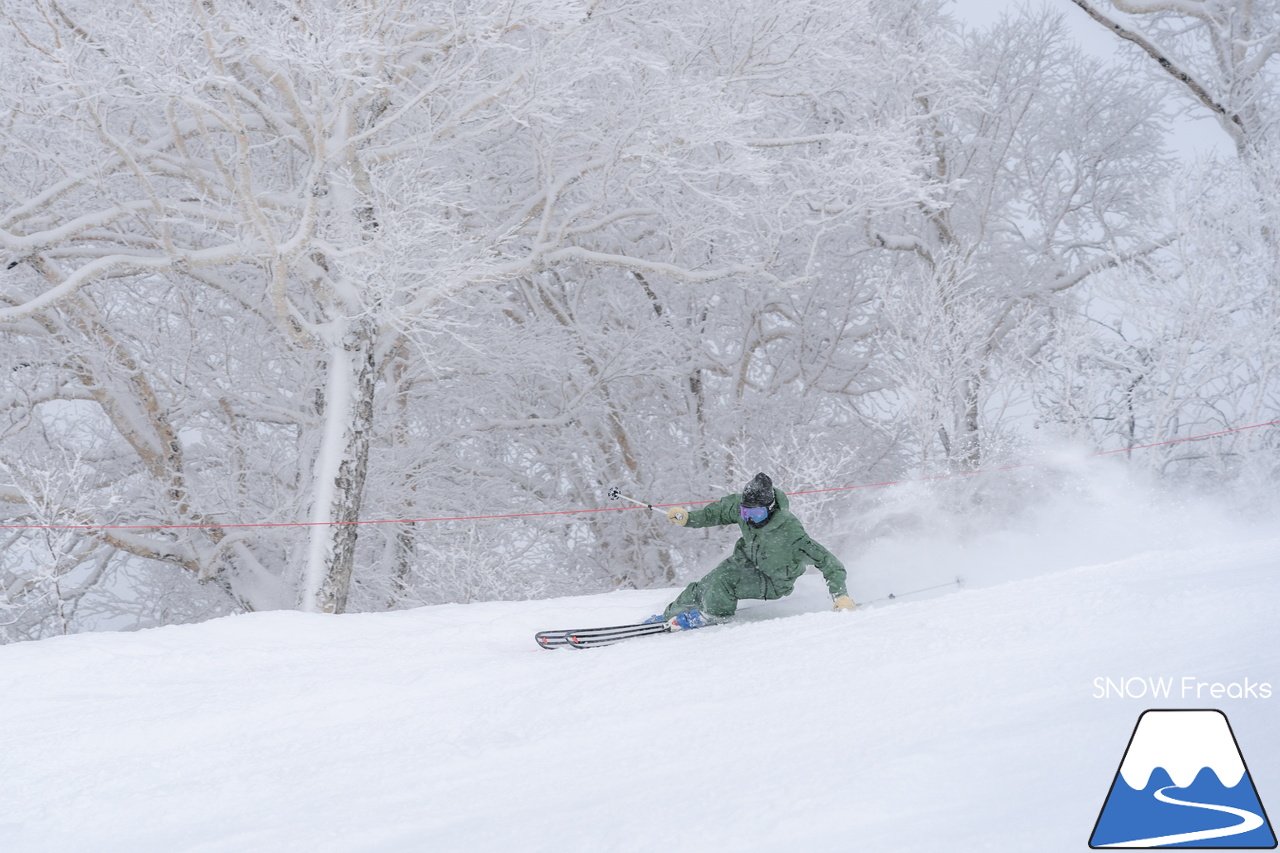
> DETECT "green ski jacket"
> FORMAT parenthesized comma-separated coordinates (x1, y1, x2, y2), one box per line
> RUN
(685, 488, 848, 598)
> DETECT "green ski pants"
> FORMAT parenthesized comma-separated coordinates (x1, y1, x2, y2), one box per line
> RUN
(663, 554, 795, 620)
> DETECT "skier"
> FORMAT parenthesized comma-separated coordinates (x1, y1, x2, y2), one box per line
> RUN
(649, 472, 857, 630)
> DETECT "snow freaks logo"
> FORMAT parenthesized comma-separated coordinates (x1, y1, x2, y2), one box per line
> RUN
(1089, 710, 1276, 849)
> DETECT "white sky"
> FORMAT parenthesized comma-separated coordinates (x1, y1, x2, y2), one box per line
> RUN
(947, 0, 1235, 160)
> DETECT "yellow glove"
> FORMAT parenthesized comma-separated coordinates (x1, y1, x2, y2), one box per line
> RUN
(666, 507, 688, 526)
(833, 595, 857, 612)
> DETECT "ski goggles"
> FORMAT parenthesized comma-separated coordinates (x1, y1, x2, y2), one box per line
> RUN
(739, 505, 769, 523)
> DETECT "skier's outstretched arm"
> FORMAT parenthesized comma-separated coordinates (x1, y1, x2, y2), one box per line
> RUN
(796, 535, 855, 610)
(666, 493, 738, 528)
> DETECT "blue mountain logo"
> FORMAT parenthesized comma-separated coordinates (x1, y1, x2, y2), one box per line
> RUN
(1091, 709, 1276, 848)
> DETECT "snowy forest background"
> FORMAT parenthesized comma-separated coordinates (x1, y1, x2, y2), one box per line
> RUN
(0, 0, 1277, 641)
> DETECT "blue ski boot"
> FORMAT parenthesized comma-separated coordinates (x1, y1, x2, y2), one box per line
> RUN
(668, 609, 709, 631)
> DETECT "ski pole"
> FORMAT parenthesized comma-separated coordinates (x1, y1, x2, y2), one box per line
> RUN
(607, 487, 667, 515)
(865, 576, 963, 606)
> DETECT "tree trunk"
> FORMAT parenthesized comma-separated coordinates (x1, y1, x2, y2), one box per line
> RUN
(301, 317, 376, 614)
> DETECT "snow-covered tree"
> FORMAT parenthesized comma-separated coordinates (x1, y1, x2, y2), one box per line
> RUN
(1032, 157, 1280, 484)
(866, 9, 1169, 469)
(0, 0, 760, 617)
(1065, 0, 1280, 157)
(1048, 0, 1280, 482)
(0, 0, 933, 632)
(367, 0, 944, 596)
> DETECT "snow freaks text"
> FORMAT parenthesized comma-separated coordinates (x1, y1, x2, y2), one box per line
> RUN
(1093, 677, 1274, 701)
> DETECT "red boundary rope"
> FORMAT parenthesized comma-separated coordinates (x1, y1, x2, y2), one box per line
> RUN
(4, 419, 1276, 532)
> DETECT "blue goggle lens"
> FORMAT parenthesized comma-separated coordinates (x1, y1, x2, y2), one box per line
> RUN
(740, 505, 768, 523)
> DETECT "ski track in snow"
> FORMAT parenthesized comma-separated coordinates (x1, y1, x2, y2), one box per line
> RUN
(1, 537, 1278, 852)
(1098, 785, 1264, 848)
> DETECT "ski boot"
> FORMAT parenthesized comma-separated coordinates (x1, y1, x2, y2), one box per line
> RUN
(667, 609, 710, 630)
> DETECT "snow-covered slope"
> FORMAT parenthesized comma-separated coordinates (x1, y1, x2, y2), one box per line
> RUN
(3, 538, 1278, 852)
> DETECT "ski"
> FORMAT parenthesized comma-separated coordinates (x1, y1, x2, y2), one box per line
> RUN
(536, 577, 965, 650)
(567, 622, 670, 648)
(534, 629, 573, 649)
(535, 620, 670, 650)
